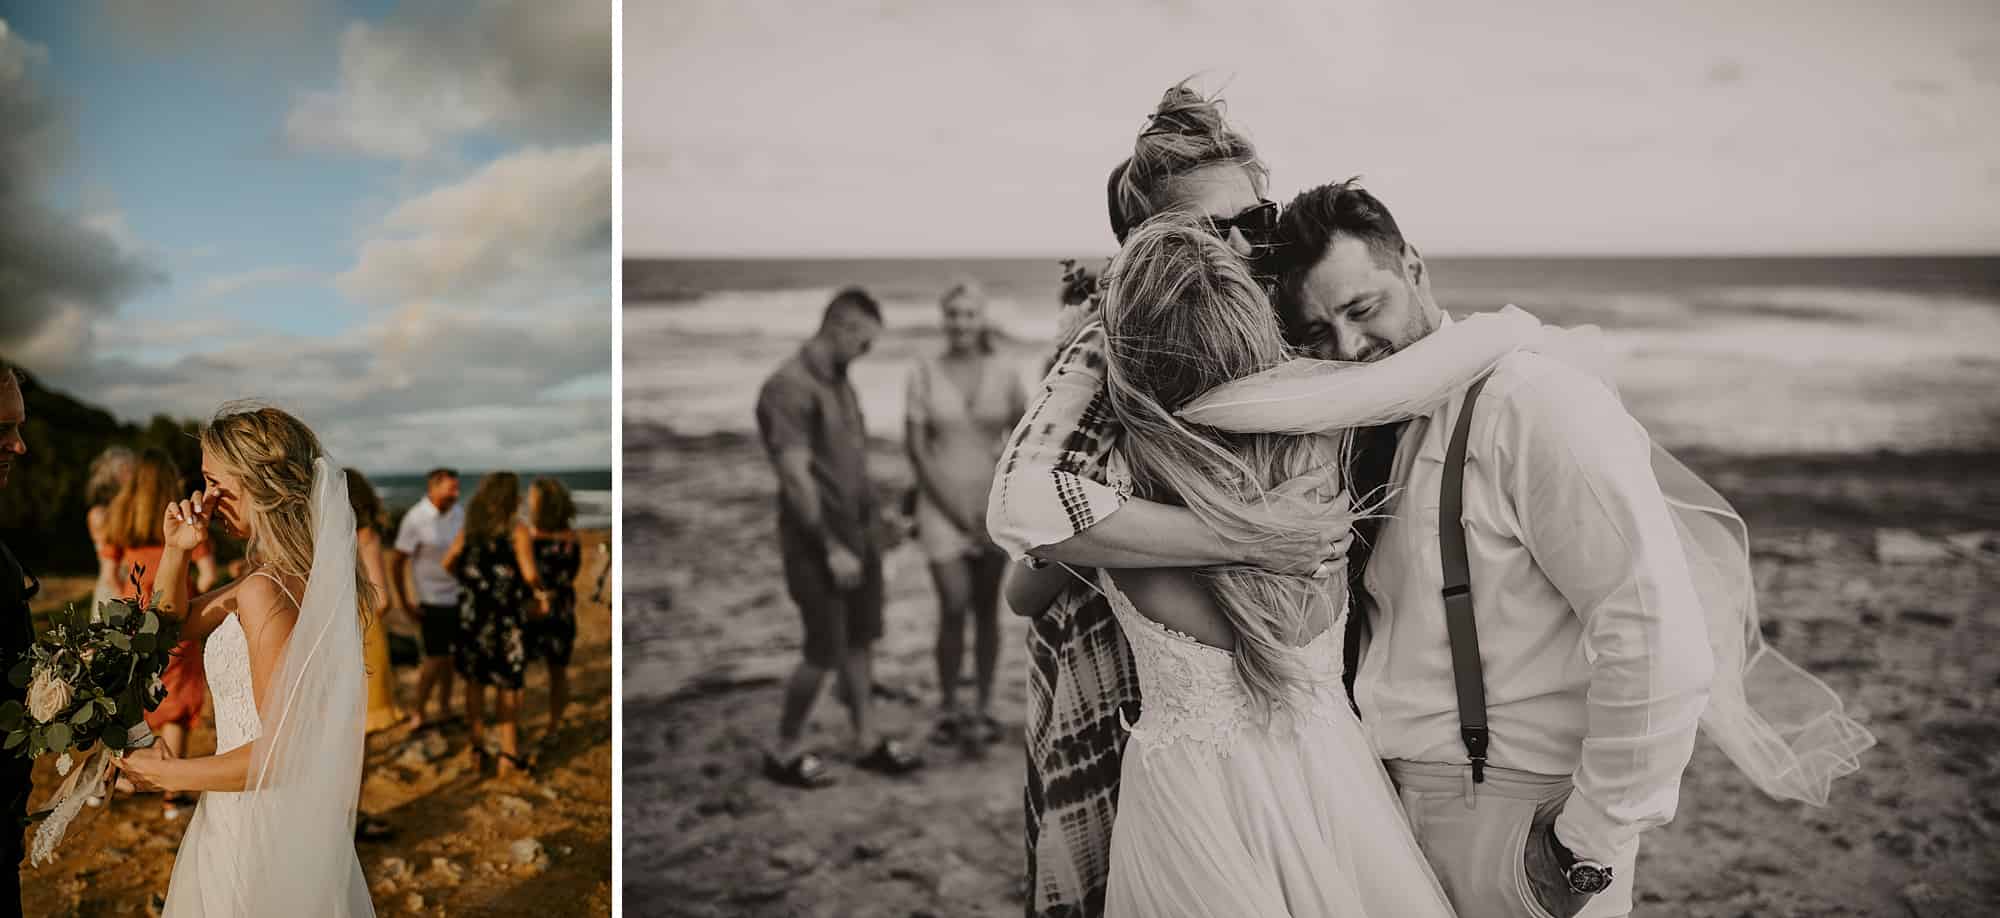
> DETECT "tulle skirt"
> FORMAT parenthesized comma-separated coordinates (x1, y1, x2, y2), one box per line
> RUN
(1105, 694, 1457, 918)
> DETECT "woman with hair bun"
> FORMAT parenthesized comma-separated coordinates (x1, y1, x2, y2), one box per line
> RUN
(988, 79, 1348, 917)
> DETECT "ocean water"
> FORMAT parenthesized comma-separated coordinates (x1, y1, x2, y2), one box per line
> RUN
(626, 256, 2000, 455)
(373, 468, 613, 531)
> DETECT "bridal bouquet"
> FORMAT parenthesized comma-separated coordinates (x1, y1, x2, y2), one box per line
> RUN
(0, 571, 178, 864)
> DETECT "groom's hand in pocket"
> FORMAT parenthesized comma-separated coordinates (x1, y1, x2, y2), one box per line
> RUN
(1522, 816, 1592, 918)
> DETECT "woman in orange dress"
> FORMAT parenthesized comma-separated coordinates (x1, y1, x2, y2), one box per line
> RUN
(101, 448, 217, 819)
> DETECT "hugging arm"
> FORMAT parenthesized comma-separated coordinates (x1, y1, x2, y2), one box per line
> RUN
(1002, 560, 1077, 618)
(986, 324, 1346, 583)
(985, 324, 1240, 570)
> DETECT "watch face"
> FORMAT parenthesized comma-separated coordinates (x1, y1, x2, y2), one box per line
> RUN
(1567, 863, 1613, 895)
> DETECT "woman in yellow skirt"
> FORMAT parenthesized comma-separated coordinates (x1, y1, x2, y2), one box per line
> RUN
(346, 467, 400, 842)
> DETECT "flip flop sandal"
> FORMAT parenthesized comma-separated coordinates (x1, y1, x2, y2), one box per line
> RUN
(973, 714, 1010, 744)
(854, 739, 924, 776)
(763, 752, 837, 789)
(927, 715, 965, 747)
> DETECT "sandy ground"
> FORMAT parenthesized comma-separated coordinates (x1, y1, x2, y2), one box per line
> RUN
(623, 425, 2000, 918)
(21, 530, 615, 917)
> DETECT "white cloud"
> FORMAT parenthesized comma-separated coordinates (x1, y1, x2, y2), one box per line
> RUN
(67, 304, 612, 472)
(286, 1, 610, 160)
(339, 143, 611, 307)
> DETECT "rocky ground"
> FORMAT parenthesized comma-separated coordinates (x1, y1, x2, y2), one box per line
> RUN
(23, 530, 615, 917)
(622, 426, 2000, 918)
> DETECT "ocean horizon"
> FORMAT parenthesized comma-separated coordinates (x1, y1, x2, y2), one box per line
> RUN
(374, 467, 613, 531)
(625, 255, 2000, 457)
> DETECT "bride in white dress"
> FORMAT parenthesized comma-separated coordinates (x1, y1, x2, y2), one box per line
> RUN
(114, 404, 374, 917)
(1083, 216, 1457, 917)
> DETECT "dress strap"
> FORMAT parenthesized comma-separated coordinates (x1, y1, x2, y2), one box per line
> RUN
(245, 569, 304, 610)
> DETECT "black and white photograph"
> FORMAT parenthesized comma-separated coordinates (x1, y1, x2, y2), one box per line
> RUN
(622, 2, 1999, 917)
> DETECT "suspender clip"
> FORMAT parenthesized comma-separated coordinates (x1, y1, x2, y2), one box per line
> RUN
(1462, 725, 1489, 784)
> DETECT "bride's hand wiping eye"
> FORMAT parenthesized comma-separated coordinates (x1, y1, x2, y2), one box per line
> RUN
(163, 489, 219, 552)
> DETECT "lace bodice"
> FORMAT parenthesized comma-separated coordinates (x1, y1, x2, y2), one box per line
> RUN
(1099, 572, 1349, 760)
(206, 571, 298, 755)
(205, 615, 259, 754)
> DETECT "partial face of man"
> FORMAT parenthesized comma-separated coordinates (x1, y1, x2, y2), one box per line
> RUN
(829, 312, 884, 368)
(428, 474, 460, 512)
(1286, 235, 1442, 362)
(0, 376, 23, 490)
(1164, 164, 1264, 258)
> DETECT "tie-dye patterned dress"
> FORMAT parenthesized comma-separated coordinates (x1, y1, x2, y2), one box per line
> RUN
(989, 315, 1143, 917)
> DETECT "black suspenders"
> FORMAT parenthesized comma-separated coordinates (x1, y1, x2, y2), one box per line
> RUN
(1440, 374, 1491, 783)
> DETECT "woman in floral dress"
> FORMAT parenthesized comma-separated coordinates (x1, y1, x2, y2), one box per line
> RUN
(444, 471, 531, 778)
(521, 477, 582, 754)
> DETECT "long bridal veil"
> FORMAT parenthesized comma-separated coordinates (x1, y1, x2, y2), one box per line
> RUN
(170, 457, 373, 916)
(1180, 306, 1874, 806)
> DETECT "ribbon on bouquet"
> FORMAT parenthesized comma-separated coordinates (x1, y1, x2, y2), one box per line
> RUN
(28, 722, 155, 866)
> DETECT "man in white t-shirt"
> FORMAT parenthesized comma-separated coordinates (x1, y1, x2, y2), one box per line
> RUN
(392, 468, 465, 730)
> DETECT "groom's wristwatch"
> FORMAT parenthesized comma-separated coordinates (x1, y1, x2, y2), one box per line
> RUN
(1549, 832, 1615, 896)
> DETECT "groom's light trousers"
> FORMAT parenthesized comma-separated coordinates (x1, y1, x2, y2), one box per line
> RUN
(1387, 760, 1637, 918)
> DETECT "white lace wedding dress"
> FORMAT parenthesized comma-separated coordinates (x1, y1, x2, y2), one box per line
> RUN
(158, 460, 375, 916)
(161, 578, 279, 915)
(1099, 572, 1457, 917)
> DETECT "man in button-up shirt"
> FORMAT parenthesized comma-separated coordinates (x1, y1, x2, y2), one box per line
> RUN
(1276, 182, 1712, 918)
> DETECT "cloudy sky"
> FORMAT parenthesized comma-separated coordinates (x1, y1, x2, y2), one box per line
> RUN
(628, 0, 2000, 257)
(1, 0, 611, 474)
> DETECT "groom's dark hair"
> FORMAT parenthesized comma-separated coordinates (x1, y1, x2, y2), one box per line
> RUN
(1270, 179, 1415, 315)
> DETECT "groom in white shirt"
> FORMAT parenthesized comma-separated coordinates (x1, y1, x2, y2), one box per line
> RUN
(1269, 180, 1714, 918)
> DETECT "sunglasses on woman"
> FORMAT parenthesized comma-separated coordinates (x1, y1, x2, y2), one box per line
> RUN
(1206, 200, 1281, 247)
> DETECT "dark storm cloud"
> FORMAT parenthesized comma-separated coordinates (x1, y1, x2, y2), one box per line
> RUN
(0, 21, 161, 370)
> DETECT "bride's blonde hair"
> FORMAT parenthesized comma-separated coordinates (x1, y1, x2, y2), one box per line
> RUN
(1100, 214, 1350, 721)
(201, 402, 374, 623)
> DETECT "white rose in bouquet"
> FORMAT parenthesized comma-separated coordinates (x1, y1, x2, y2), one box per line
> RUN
(26, 669, 72, 723)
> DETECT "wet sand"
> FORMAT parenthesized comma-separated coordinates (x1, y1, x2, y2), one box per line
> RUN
(23, 530, 615, 917)
(623, 422, 2000, 918)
